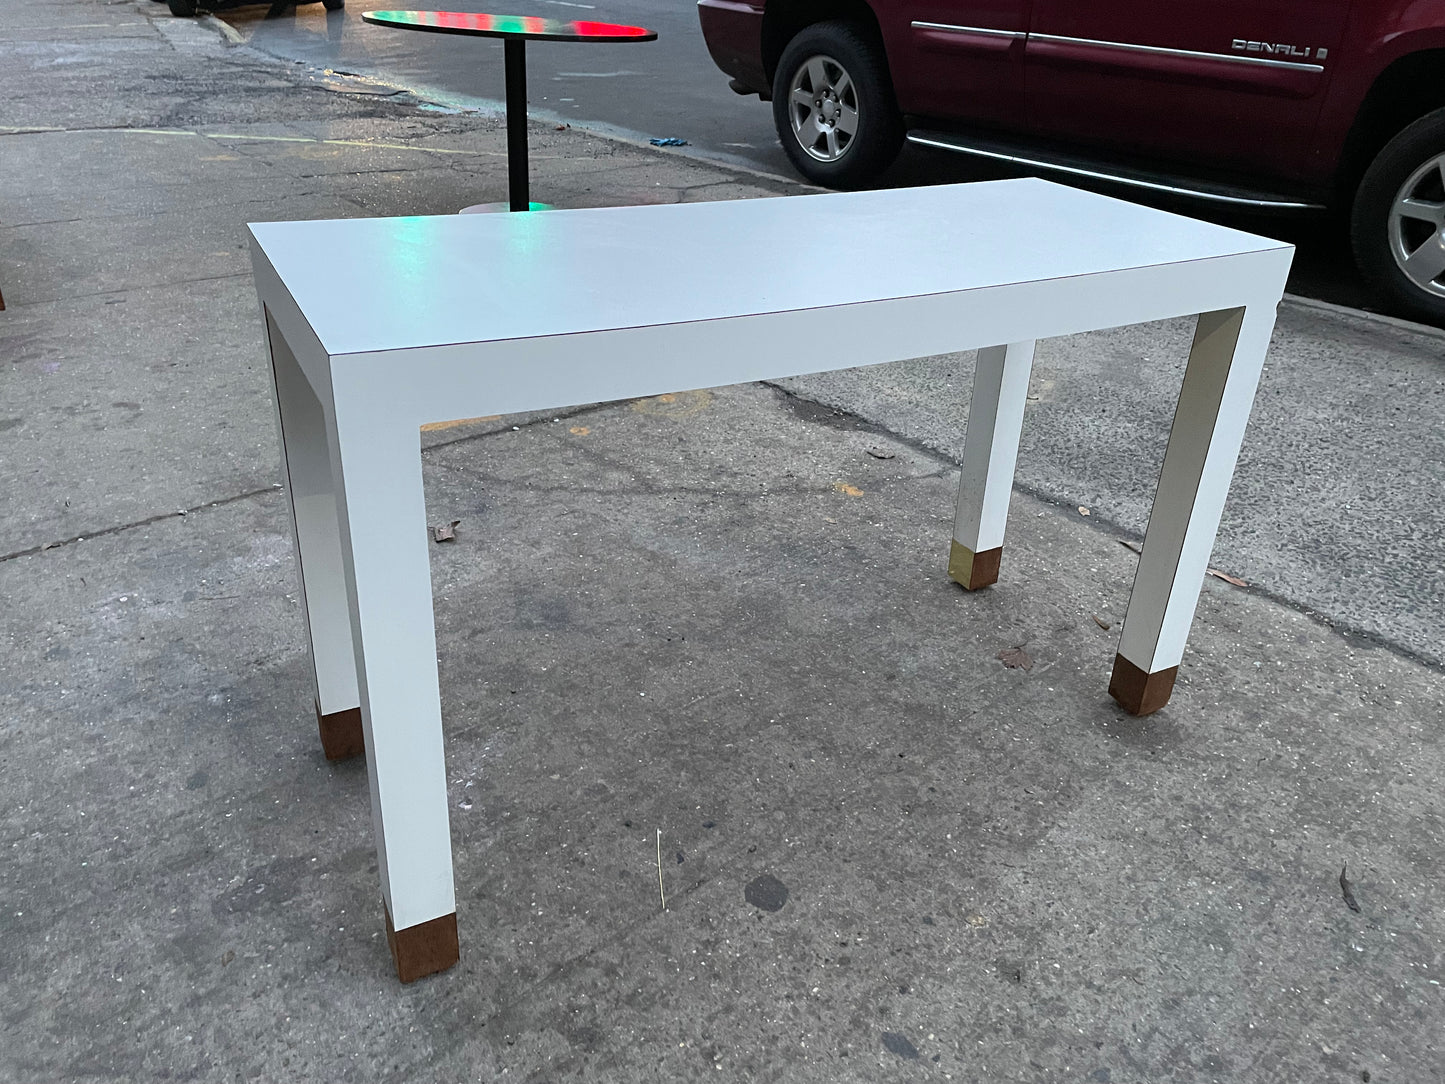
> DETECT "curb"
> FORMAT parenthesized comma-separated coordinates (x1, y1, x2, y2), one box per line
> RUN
(198, 13, 820, 192)
(203, 12, 245, 43)
(1281, 291, 1445, 340)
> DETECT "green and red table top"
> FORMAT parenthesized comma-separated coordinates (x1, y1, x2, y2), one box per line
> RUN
(362, 10, 657, 42)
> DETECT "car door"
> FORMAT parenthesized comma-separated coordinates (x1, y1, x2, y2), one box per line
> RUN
(1023, 1, 1352, 184)
(885, 0, 1033, 127)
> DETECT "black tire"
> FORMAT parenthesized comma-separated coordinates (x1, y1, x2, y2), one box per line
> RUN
(771, 21, 903, 189)
(1350, 107, 1445, 325)
(166, 0, 197, 15)
(322, 0, 345, 10)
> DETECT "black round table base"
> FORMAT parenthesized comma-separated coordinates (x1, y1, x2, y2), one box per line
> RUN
(361, 11, 657, 212)
(458, 201, 550, 214)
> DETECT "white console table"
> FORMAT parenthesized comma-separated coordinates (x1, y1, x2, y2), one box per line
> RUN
(248, 180, 1292, 982)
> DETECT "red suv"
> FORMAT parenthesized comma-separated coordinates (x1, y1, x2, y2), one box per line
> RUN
(698, 1, 1445, 324)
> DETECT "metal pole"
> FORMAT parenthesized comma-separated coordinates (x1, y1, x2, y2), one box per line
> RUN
(504, 37, 529, 212)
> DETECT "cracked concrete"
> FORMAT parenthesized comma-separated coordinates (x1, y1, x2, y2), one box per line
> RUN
(1, 0, 1442, 1081)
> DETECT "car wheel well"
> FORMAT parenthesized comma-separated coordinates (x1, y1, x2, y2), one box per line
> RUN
(761, 0, 883, 88)
(1340, 50, 1445, 196)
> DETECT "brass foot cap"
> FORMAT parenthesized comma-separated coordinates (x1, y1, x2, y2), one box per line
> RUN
(316, 704, 365, 761)
(384, 905, 459, 984)
(1108, 654, 1178, 716)
(948, 541, 1002, 591)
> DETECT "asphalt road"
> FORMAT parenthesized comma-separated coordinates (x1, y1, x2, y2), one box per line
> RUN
(215, 0, 788, 172)
(211, 0, 1409, 321)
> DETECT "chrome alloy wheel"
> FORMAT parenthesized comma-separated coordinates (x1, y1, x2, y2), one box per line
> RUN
(786, 56, 859, 162)
(1388, 151, 1445, 300)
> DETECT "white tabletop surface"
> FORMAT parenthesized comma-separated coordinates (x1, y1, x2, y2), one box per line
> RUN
(248, 178, 1289, 358)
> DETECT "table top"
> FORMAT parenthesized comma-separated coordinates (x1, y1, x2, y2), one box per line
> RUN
(249, 179, 1291, 358)
(361, 10, 657, 42)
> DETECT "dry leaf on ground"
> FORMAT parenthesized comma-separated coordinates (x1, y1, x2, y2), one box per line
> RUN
(996, 646, 1033, 671)
(432, 520, 461, 543)
(1206, 568, 1248, 587)
(1340, 865, 1361, 912)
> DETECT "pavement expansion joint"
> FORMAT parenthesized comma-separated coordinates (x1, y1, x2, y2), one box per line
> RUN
(10, 271, 254, 310)
(764, 382, 960, 473)
(0, 486, 282, 565)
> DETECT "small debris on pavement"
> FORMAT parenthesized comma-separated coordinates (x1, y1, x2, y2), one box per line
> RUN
(431, 520, 461, 543)
(554, 123, 570, 130)
(1340, 865, 1361, 912)
(1120, 539, 1143, 554)
(996, 646, 1033, 671)
(1092, 614, 1112, 630)
(1078, 505, 1091, 516)
(881, 1032, 920, 1060)
(865, 447, 895, 459)
(744, 873, 789, 912)
(649, 137, 688, 147)
(1207, 567, 1249, 587)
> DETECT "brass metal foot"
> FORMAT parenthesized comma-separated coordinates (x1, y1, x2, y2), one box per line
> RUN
(948, 541, 1002, 591)
(384, 904, 459, 983)
(1108, 654, 1178, 716)
(316, 704, 365, 761)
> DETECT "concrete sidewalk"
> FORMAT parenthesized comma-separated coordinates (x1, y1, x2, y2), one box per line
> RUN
(2, 1, 1442, 1081)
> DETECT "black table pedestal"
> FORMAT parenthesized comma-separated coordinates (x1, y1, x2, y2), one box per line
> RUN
(362, 11, 656, 212)
(503, 38, 528, 213)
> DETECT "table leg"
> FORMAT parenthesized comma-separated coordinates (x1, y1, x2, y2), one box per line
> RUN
(265, 310, 363, 760)
(949, 341, 1036, 590)
(504, 38, 529, 213)
(1111, 306, 1276, 715)
(329, 408, 458, 982)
